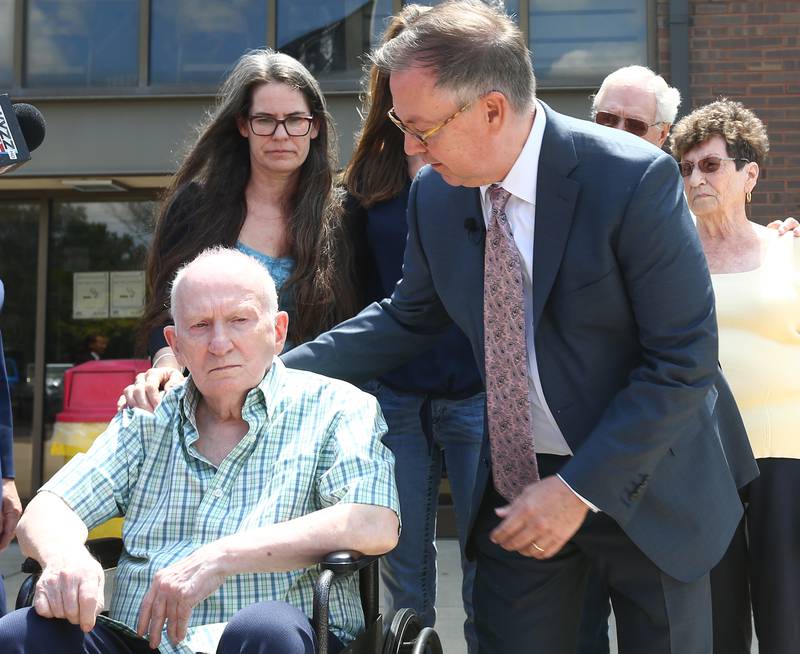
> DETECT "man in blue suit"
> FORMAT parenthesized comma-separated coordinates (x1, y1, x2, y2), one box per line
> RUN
(283, 3, 755, 651)
(0, 280, 23, 615)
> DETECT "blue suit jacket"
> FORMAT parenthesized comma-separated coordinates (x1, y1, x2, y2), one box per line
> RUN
(0, 280, 14, 481)
(283, 104, 757, 582)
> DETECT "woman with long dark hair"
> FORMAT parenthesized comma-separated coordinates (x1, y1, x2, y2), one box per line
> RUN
(134, 49, 362, 407)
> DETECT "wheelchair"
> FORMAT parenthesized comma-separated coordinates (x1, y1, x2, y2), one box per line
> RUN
(16, 537, 443, 654)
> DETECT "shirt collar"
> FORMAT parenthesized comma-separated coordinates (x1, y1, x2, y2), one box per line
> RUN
(175, 358, 285, 431)
(480, 98, 546, 207)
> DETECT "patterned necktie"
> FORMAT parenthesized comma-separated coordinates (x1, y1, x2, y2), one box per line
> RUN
(483, 185, 539, 501)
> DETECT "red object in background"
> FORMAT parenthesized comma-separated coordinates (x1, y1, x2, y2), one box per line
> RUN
(56, 359, 151, 423)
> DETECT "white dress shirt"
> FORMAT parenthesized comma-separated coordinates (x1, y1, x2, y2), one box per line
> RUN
(479, 101, 598, 510)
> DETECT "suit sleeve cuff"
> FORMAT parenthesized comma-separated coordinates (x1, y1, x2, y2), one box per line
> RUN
(557, 474, 600, 513)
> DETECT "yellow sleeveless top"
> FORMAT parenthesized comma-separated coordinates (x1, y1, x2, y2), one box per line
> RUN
(711, 236, 800, 459)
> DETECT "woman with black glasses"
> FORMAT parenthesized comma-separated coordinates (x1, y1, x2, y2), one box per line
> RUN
(671, 99, 800, 654)
(135, 49, 363, 406)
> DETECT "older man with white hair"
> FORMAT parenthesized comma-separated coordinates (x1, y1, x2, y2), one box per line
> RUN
(592, 65, 680, 148)
(0, 247, 400, 654)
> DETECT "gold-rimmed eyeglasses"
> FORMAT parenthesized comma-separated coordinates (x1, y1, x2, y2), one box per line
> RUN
(387, 98, 475, 147)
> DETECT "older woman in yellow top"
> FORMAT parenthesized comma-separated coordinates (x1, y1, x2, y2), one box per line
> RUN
(671, 99, 800, 654)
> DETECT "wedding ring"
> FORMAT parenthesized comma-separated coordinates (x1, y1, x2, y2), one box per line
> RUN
(531, 541, 545, 553)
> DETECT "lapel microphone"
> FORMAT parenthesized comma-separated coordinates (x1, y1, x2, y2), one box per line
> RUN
(464, 218, 483, 245)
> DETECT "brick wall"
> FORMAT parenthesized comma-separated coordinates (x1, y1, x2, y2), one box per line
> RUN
(657, 0, 799, 223)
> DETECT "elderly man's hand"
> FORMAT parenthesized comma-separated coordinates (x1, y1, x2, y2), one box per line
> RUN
(137, 543, 227, 648)
(0, 478, 23, 551)
(34, 547, 105, 632)
(490, 476, 589, 559)
(766, 217, 800, 237)
(117, 367, 184, 413)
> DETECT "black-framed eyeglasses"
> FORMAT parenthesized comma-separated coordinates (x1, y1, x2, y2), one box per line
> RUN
(594, 111, 662, 138)
(387, 98, 475, 147)
(248, 114, 314, 137)
(678, 155, 750, 177)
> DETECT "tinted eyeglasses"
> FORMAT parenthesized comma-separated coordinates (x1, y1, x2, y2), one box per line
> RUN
(248, 114, 314, 137)
(678, 155, 750, 178)
(594, 111, 661, 137)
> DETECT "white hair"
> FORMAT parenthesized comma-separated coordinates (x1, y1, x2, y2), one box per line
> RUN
(169, 246, 278, 322)
(592, 65, 682, 125)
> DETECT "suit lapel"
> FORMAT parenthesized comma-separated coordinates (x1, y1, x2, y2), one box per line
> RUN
(532, 104, 580, 330)
(458, 188, 487, 379)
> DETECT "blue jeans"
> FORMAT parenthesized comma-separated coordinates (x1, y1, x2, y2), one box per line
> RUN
(366, 382, 484, 654)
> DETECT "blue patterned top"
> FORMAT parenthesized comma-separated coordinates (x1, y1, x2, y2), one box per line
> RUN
(235, 241, 295, 295)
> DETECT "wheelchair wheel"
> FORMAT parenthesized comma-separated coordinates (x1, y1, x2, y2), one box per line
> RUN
(409, 627, 442, 654)
(382, 609, 440, 654)
(382, 609, 419, 654)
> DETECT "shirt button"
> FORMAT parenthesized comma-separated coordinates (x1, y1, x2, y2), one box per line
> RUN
(211, 489, 223, 498)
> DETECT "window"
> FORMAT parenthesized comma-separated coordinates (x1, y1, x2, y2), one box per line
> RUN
(25, 0, 139, 88)
(401, 0, 519, 18)
(0, 0, 13, 87)
(46, 200, 154, 366)
(150, 0, 268, 86)
(277, 0, 377, 84)
(369, 0, 394, 49)
(529, 0, 647, 87)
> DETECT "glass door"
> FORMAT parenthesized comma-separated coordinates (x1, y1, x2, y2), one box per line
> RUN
(43, 199, 155, 484)
(0, 202, 42, 500)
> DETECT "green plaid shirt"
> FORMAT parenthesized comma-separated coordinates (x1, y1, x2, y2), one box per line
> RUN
(42, 359, 398, 654)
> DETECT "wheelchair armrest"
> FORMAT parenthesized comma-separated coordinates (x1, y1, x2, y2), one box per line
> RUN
(320, 550, 376, 575)
(21, 557, 42, 574)
(21, 537, 123, 575)
(315, 551, 380, 654)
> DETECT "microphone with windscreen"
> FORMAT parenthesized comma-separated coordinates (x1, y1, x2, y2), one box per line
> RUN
(0, 94, 46, 174)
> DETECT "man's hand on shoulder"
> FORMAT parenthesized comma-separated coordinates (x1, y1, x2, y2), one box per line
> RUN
(490, 476, 589, 559)
(766, 216, 800, 237)
(34, 547, 105, 632)
(117, 366, 184, 413)
(137, 542, 227, 648)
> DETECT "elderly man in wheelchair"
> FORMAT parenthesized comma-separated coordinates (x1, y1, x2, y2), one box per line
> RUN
(0, 247, 402, 654)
